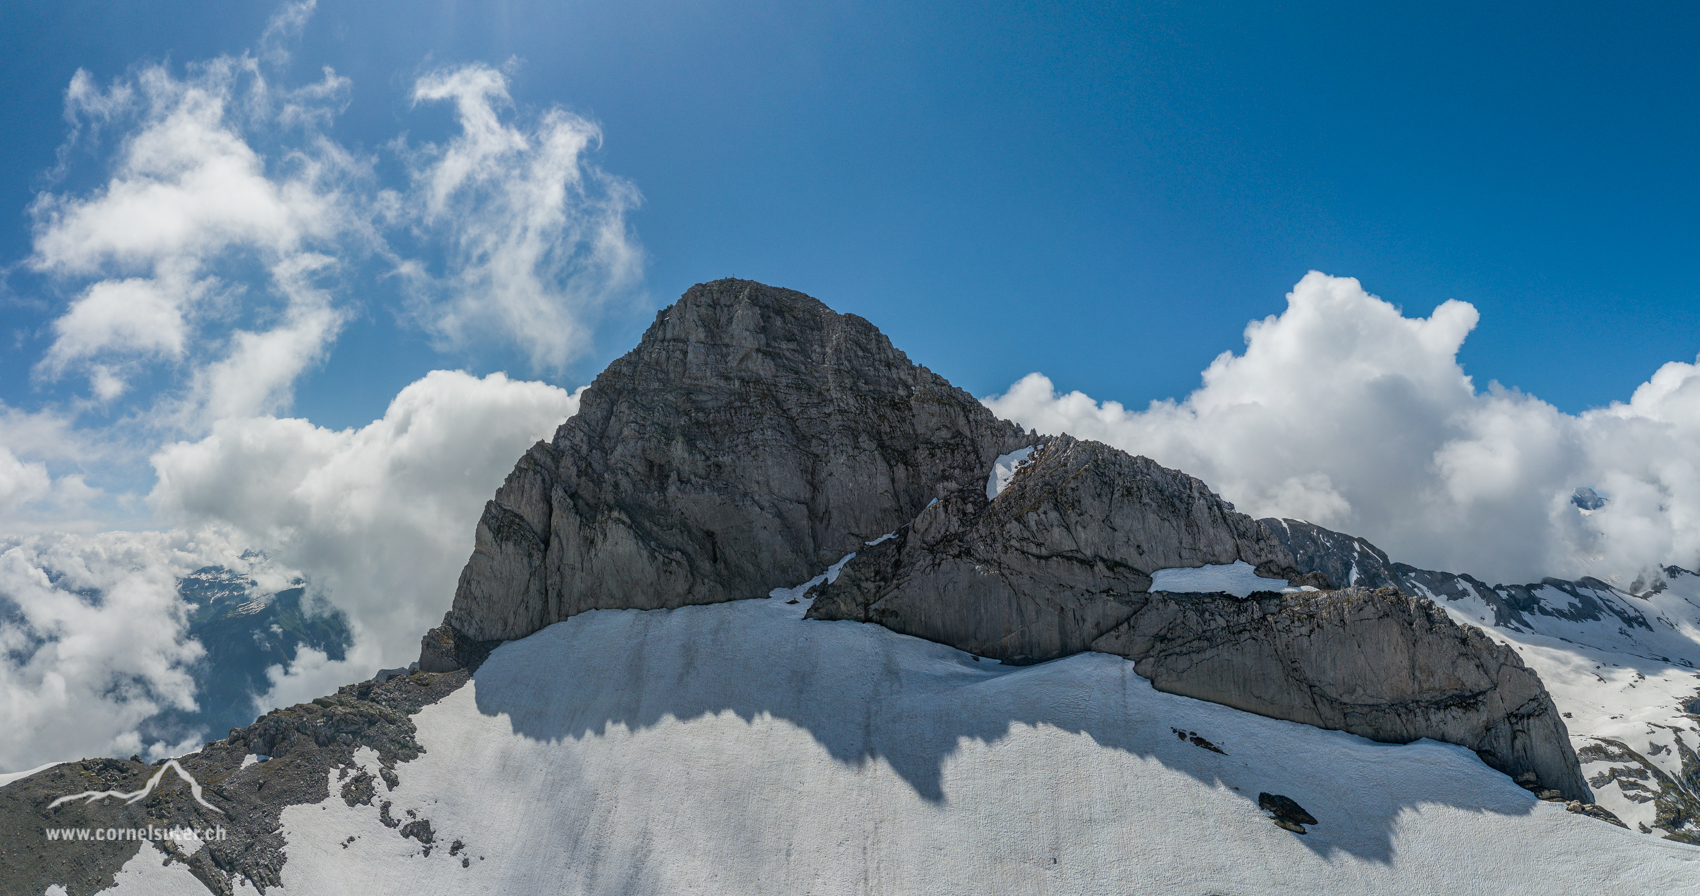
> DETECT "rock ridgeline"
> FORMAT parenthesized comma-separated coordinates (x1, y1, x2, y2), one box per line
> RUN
(806, 436, 1307, 663)
(1262, 517, 1678, 644)
(0, 669, 469, 896)
(422, 278, 1590, 802)
(1093, 587, 1584, 801)
(808, 437, 1590, 800)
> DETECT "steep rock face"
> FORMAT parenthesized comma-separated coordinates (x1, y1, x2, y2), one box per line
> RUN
(1091, 587, 1590, 801)
(809, 439, 1589, 800)
(428, 279, 1030, 652)
(807, 436, 1301, 663)
(1256, 518, 1402, 591)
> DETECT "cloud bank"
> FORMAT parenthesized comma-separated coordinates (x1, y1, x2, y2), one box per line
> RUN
(0, 529, 257, 769)
(150, 370, 580, 671)
(984, 271, 1700, 586)
(0, 4, 635, 769)
(0, 369, 574, 772)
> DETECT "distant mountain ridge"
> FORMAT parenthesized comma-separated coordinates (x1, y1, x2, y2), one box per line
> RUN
(1264, 516, 1700, 841)
(142, 566, 353, 750)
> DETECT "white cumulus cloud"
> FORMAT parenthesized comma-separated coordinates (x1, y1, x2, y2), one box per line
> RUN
(28, 43, 364, 417)
(0, 449, 53, 515)
(0, 528, 269, 770)
(983, 271, 1700, 586)
(0, 404, 107, 531)
(149, 370, 580, 681)
(403, 64, 645, 372)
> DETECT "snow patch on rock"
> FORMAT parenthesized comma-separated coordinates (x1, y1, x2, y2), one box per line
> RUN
(986, 446, 1036, 500)
(767, 552, 857, 601)
(1149, 560, 1312, 597)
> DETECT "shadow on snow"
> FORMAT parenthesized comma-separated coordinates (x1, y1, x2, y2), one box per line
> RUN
(469, 595, 1544, 865)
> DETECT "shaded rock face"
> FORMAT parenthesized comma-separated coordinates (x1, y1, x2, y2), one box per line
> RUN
(430, 279, 1030, 650)
(806, 436, 1300, 663)
(809, 438, 1589, 800)
(1092, 587, 1590, 802)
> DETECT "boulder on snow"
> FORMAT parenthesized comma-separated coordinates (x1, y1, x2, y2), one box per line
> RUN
(1567, 801, 1628, 828)
(1259, 792, 1318, 833)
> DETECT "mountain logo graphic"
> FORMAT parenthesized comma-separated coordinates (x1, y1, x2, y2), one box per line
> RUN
(48, 760, 224, 814)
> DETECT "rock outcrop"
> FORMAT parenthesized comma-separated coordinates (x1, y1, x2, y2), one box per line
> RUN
(1092, 587, 1589, 801)
(1261, 517, 1665, 639)
(423, 279, 1030, 659)
(809, 438, 1590, 800)
(806, 436, 1303, 663)
(0, 670, 470, 896)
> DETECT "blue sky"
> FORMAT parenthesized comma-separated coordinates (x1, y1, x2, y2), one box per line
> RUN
(3, 0, 1700, 769)
(5, 0, 1697, 429)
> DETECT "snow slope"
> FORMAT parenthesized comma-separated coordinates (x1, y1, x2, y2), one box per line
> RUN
(986, 446, 1036, 499)
(95, 585, 1700, 895)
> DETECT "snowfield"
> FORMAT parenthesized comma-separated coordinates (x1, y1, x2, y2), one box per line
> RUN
(1148, 560, 1314, 597)
(91, 585, 1700, 895)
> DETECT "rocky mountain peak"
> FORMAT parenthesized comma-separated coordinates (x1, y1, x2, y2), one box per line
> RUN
(422, 278, 1589, 803)
(426, 279, 1031, 654)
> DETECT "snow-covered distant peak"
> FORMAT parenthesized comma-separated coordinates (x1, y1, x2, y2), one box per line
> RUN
(1149, 561, 1312, 598)
(986, 446, 1037, 500)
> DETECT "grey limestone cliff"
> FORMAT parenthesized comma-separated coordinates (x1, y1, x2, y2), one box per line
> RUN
(423, 279, 1030, 660)
(805, 436, 1303, 663)
(1092, 587, 1589, 801)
